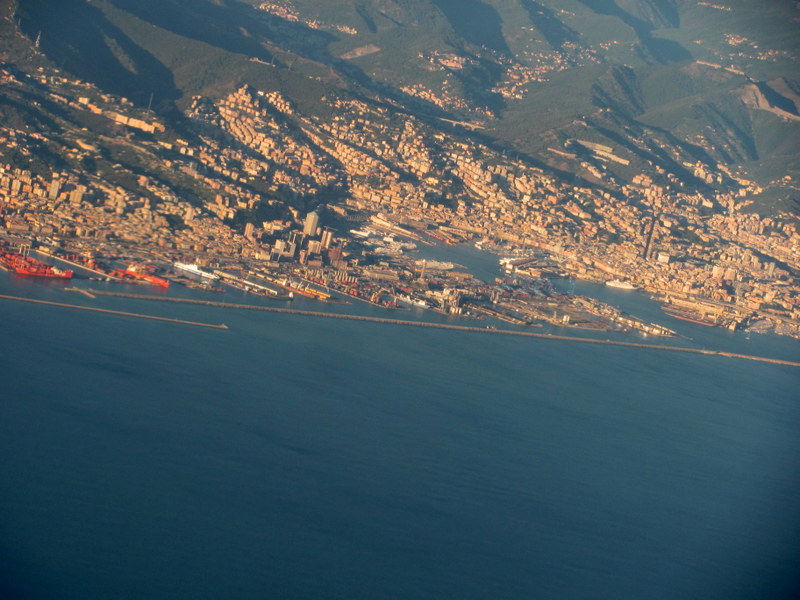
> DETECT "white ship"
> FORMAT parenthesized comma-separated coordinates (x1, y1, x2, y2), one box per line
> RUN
(395, 294, 430, 308)
(174, 262, 218, 281)
(416, 259, 454, 271)
(605, 279, 636, 290)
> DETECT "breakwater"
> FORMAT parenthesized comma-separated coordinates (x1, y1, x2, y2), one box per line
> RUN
(0, 294, 228, 329)
(86, 289, 800, 367)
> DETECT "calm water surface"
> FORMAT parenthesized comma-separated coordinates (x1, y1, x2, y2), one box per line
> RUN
(1, 270, 799, 599)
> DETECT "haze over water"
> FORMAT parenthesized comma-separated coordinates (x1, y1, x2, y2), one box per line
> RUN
(1, 267, 799, 599)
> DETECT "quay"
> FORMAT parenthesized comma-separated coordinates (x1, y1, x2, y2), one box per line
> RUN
(33, 249, 121, 281)
(0, 293, 228, 329)
(85, 289, 800, 367)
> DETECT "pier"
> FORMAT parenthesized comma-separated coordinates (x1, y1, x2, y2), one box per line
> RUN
(32, 249, 122, 281)
(82, 289, 800, 367)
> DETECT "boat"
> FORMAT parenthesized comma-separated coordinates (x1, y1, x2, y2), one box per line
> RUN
(0, 245, 73, 279)
(112, 263, 170, 287)
(278, 278, 329, 299)
(605, 279, 636, 290)
(395, 294, 430, 308)
(415, 259, 454, 271)
(173, 262, 218, 281)
(425, 230, 448, 243)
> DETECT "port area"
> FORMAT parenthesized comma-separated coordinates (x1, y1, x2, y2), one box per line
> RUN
(14, 236, 679, 337)
(44, 288, 797, 368)
(10, 236, 794, 340)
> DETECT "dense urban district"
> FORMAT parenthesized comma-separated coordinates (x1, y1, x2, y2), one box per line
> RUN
(1, 2, 799, 340)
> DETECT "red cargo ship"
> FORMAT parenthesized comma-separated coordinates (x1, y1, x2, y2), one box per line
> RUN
(112, 263, 170, 287)
(0, 246, 73, 279)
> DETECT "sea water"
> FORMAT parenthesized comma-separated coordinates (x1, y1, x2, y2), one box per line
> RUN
(0, 269, 799, 599)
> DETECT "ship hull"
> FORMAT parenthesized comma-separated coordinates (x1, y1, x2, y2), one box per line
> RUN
(112, 265, 170, 287)
(0, 247, 73, 279)
(13, 267, 73, 279)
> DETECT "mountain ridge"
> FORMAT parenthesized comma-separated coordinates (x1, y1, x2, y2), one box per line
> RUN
(3, 0, 800, 213)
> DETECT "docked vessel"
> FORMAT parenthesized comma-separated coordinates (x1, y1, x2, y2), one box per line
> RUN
(416, 259, 454, 271)
(605, 279, 636, 290)
(278, 278, 330, 300)
(173, 262, 218, 281)
(395, 294, 430, 309)
(112, 263, 170, 287)
(0, 245, 73, 279)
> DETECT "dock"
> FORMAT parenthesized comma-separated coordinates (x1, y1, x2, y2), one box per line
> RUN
(32, 249, 122, 281)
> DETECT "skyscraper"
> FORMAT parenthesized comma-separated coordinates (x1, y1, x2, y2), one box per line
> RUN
(303, 210, 319, 236)
(48, 179, 61, 200)
(69, 186, 86, 205)
(320, 227, 333, 250)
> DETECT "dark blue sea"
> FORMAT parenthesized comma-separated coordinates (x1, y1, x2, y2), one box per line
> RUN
(1, 252, 799, 599)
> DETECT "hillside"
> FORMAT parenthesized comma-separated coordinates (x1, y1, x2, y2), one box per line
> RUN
(3, 0, 799, 213)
